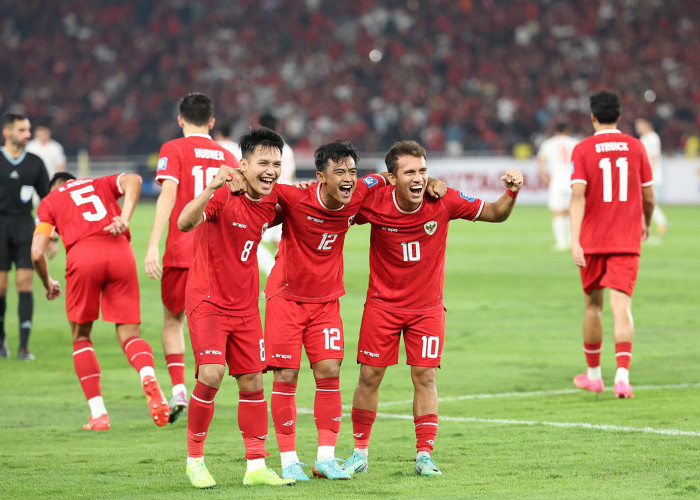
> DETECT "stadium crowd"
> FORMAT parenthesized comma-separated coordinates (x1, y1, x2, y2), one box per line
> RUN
(1, 0, 698, 156)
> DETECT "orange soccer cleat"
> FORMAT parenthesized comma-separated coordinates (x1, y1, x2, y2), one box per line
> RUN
(83, 413, 110, 431)
(142, 375, 170, 426)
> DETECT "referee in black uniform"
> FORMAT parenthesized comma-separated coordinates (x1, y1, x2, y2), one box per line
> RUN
(1, 113, 50, 360)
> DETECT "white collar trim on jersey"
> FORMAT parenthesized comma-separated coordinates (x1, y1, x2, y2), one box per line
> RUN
(316, 184, 345, 211)
(392, 190, 423, 214)
(185, 133, 212, 139)
(245, 192, 262, 202)
(594, 129, 621, 135)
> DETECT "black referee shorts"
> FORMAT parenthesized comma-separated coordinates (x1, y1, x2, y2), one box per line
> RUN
(0, 215, 35, 271)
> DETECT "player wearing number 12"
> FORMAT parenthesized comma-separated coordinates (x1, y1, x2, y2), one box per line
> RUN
(145, 93, 239, 423)
(570, 90, 655, 399)
(343, 140, 523, 477)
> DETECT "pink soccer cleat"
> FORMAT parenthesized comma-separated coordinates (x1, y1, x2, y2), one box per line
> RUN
(614, 381, 634, 399)
(573, 373, 605, 393)
(83, 414, 110, 431)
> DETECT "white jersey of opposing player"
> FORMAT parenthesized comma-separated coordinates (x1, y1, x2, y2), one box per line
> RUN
(217, 139, 242, 162)
(279, 142, 296, 185)
(538, 134, 579, 188)
(639, 131, 662, 185)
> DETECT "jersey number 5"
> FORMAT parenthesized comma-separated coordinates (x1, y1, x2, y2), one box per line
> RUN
(70, 186, 108, 222)
(599, 157, 628, 202)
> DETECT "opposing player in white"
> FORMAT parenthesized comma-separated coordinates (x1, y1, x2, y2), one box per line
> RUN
(635, 118, 667, 236)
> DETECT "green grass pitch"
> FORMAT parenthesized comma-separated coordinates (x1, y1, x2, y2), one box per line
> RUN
(1, 203, 698, 498)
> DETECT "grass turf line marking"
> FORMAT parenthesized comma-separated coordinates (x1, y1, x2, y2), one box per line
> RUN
(368, 382, 700, 408)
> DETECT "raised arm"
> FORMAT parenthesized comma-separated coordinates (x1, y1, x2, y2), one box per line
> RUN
(178, 166, 235, 232)
(103, 173, 142, 236)
(476, 168, 523, 222)
(569, 183, 586, 267)
(144, 179, 177, 280)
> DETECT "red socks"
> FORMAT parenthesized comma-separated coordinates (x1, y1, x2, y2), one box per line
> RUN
(615, 341, 632, 370)
(239, 390, 269, 459)
(315, 377, 341, 446)
(165, 353, 186, 386)
(187, 381, 218, 458)
(583, 341, 602, 368)
(121, 337, 154, 373)
(351, 408, 376, 449)
(414, 414, 438, 453)
(271, 381, 297, 452)
(72, 340, 101, 400)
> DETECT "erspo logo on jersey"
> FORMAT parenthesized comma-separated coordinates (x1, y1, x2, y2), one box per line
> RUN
(362, 176, 378, 188)
(157, 157, 168, 171)
(459, 192, 475, 202)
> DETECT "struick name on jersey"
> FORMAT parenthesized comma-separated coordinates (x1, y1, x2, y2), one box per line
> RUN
(595, 142, 629, 153)
(194, 148, 225, 160)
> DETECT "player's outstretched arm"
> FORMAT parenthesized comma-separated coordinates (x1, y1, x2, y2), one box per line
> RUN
(144, 179, 177, 280)
(570, 183, 586, 267)
(178, 166, 234, 232)
(30, 232, 61, 300)
(104, 173, 142, 236)
(477, 168, 523, 222)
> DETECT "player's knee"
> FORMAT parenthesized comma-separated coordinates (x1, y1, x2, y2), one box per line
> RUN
(312, 359, 341, 379)
(198, 364, 225, 388)
(411, 367, 437, 389)
(274, 367, 299, 384)
(358, 365, 384, 390)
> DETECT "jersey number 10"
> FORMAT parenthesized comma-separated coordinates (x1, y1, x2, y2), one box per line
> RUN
(599, 157, 628, 202)
(192, 166, 219, 197)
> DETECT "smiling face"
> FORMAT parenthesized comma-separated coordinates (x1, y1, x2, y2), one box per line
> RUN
(240, 144, 282, 198)
(389, 154, 428, 211)
(317, 156, 357, 209)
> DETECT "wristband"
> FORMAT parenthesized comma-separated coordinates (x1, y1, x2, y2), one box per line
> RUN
(506, 189, 518, 199)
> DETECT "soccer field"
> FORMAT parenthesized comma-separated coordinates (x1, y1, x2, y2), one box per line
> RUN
(1, 203, 698, 498)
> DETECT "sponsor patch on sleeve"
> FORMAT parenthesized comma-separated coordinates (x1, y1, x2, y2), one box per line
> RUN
(460, 192, 475, 202)
(362, 176, 378, 188)
(157, 157, 168, 171)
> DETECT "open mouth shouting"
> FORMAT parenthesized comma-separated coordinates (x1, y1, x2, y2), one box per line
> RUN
(338, 183, 354, 200)
(259, 174, 276, 191)
(408, 184, 424, 198)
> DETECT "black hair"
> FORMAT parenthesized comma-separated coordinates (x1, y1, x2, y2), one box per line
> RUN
(259, 112, 278, 131)
(179, 93, 214, 126)
(555, 122, 568, 133)
(50, 172, 77, 189)
(384, 140, 426, 175)
(2, 112, 27, 129)
(314, 140, 359, 172)
(217, 123, 232, 138)
(238, 127, 284, 159)
(590, 90, 621, 125)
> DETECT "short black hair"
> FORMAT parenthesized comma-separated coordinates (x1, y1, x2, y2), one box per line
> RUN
(2, 112, 27, 129)
(50, 172, 76, 189)
(239, 127, 284, 159)
(179, 93, 214, 126)
(590, 90, 621, 125)
(259, 112, 278, 131)
(314, 140, 359, 172)
(555, 122, 568, 133)
(385, 140, 426, 175)
(217, 123, 232, 138)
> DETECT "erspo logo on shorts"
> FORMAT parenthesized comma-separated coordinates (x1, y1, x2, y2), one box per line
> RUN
(157, 157, 168, 171)
(362, 176, 378, 188)
(459, 192, 475, 202)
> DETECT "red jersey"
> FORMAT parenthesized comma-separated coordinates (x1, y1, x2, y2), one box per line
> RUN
(571, 129, 654, 255)
(265, 175, 386, 302)
(357, 187, 484, 312)
(156, 134, 238, 268)
(185, 187, 277, 316)
(36, 174, 129, 253)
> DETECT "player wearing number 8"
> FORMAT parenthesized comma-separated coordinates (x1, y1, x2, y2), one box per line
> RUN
(570, 90, 655, 399)
(343, 140, 523, 477)
(176, 128, 294, 488)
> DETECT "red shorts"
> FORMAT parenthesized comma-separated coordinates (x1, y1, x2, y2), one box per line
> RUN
(357, 301, 445, 368)
(161, 266, 188, 314)
(265, 295, 344, 369)
(65, 236, 140, 325)
(580, 253, 639, 296)
(187, 302, 265, 377)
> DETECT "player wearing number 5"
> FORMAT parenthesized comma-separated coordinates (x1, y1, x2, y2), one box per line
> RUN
(31, 172, 170, 431)
(145, 93, 239, 423)
(343, 140, 522, 477)
(570, 91, 655, 399)
(177, 128, 294, 488)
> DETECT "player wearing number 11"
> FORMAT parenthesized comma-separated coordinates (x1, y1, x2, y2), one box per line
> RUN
(570, 90, 655, 399)
(343, 140, 523, 477)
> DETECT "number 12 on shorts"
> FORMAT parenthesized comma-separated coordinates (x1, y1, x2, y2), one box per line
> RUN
(323, 328, 341, 351)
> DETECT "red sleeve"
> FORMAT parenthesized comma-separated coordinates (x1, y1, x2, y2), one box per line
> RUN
(273, 183, 304, 208)
(155, 141, 181, 185)
(444, 188, 484, 221)
(94, 174, 125, 199)
(354, 174, 387, 200)
(36, 198, 55, 227)
(203, 186, 229, 221)
(570, 143, 587, 185)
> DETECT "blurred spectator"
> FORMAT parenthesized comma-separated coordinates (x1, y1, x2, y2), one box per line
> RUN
(213, 123, 241, 161)
(1, 0, 698, 156)
(26, 125, 66, 177)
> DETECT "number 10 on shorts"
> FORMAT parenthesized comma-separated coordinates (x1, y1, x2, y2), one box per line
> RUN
(421, 336, 440, 359)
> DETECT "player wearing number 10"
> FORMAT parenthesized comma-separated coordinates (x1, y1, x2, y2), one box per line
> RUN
(343, 140, 523, 477)
(570, 90, 655, 399)
(145, 93, 239, 423)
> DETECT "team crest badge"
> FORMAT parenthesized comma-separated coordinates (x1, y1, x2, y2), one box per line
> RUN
(261, 222, 269, 237)
(348, 214, 356, 227)
(424, 221, 437, 235)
